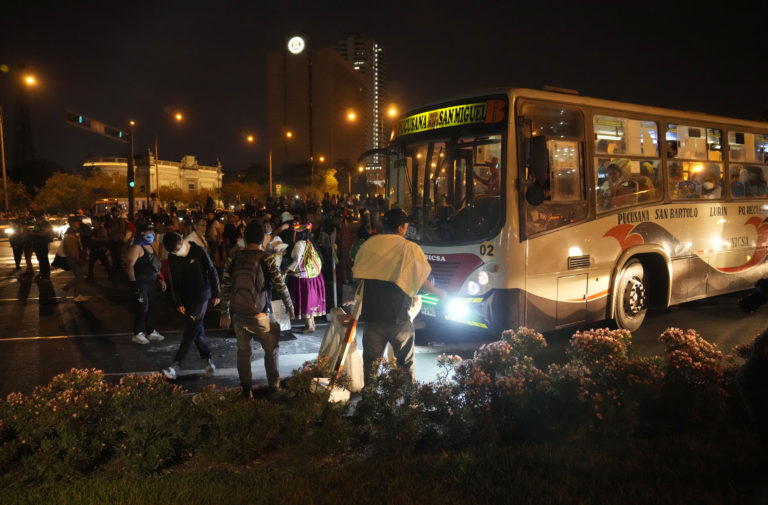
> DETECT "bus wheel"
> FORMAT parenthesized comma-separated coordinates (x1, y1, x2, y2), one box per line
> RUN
(615, 259, 647, 331)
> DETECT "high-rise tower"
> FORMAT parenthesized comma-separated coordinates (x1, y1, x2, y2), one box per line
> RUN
(335, 34, 385, 183)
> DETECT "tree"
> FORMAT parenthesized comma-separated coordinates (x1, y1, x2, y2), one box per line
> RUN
(33, 172, 94, 214)
(220, 181, 265, 207)
(1, 180, 32, 211)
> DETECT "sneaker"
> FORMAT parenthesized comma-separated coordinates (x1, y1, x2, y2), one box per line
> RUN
(132, 332, 150, 345)
(205, 359, 216, 377)
(162, 364, 178, 380)
(147, 330, 165, 341)
(73, 295, 87, 302)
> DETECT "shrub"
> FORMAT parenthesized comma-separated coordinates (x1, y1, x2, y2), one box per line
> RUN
(112, 374, 199, 474)
(0, 369, 116, 483)
(195, 386, 284, 463)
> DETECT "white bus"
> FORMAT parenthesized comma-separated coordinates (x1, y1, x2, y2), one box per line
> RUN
(382, 88, 768, 333)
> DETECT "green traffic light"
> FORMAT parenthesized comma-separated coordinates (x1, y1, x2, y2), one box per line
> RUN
(129, 181, 135, 188)
(77, 116, 83, 124)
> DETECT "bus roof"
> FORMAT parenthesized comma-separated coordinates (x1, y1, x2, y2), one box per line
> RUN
(396, 87, 768, 132)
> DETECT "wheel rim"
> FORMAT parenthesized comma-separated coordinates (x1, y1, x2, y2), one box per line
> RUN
(623, 277, 646, 316)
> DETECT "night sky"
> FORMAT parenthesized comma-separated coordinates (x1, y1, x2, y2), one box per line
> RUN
(1, 0, 766, 177)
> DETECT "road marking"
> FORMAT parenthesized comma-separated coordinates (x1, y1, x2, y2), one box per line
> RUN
(0, 329, 236, 342)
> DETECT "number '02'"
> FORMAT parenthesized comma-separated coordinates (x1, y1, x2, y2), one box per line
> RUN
(480, 244, 495, 256)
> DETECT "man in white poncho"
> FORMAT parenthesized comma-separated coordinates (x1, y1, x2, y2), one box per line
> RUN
(352, 208, 445, 386)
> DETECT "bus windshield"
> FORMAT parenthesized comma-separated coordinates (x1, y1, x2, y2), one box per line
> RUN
(387, 133, 503, 245)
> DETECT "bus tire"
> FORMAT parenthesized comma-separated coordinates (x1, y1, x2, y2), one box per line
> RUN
(614, 259, 647, 331)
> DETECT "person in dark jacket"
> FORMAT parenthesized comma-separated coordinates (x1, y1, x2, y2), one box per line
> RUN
(161, 231, 221, 379)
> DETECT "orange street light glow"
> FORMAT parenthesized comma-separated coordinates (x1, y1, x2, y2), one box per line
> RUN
(246, 135, 254, 143)
(286, 131, 293, 138)
(347, 111, 356, 121)
(175, 113, 183, 121)
(388, 106, 397, 117)
(24, 75, 36, 86)
(319, 156, 325, 162)
(358, 166, 364, 172)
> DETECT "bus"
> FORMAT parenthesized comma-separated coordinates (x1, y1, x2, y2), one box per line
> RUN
(380, 88, 768, 334)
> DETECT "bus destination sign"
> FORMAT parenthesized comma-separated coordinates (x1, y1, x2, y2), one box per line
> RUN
(395, 98, 506, 137)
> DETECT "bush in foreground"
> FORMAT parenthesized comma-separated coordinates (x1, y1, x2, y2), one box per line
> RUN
(0, 326, 758, 494)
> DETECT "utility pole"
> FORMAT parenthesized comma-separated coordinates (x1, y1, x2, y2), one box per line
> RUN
(0, 106, 8, 212)
(127, 123, 135, 219)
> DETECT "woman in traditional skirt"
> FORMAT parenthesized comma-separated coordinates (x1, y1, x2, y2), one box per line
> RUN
(284, 223, 326, 333)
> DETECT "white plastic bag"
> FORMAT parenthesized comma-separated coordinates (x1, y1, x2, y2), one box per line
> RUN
(318, 307, 364, 393)
(272, 300, 292, 331)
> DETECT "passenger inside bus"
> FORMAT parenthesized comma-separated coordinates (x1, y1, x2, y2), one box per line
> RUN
(598, 164, 627, 209)
(700, 172, 723, 199)
(732, 166, 768, 198)
(473, 157, 500, 195)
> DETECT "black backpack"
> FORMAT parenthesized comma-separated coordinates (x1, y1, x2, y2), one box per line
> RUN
(231, 250, 269, 315)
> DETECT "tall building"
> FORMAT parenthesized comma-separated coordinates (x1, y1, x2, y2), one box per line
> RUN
(266, 37, 366, 190)
(335, 34, 385, 183)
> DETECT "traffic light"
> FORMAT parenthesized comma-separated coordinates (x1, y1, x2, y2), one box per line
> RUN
(128, 180, 135, 188)
(66, 111, 91, 128)
(104, 126, 127, 140)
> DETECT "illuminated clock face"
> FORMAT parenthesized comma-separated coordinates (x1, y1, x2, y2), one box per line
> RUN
(287, 36, 305, 54)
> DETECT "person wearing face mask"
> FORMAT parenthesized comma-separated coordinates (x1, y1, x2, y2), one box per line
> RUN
(126, 222, 167, 344)
(701, 171, 723, 199)
(161, 232, 221, 379)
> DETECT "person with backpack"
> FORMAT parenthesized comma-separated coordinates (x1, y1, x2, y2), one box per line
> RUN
(161, 232, 221, 379)
(220, 221, 294, 398)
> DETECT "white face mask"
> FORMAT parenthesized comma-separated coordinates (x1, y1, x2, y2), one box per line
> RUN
(703, 182, 715, 191)
(237, 238, 246, 249)
(172, 241, 189, 257)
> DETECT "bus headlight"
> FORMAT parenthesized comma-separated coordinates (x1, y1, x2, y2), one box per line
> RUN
(459, 265, 494, 296)
(447, 298, 470, 319)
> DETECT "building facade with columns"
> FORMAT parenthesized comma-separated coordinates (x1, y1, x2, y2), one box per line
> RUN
(83, 154, 223, 193)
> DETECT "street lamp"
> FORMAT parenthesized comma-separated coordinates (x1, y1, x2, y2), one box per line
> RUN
(153, 111, 184, 199)
(0, 72, 38, 213)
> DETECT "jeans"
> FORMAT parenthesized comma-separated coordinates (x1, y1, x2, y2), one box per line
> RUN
(362, 319, 415, 387)
(133, 281, 157, 335)
(233, 313, 281, 389)
(173, 300, 211, 365)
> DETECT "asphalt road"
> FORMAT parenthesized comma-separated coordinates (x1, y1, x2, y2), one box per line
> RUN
(0, 239, 765, 398)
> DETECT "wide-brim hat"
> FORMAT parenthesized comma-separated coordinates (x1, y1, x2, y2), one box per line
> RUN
(280, 211, 294, 223)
